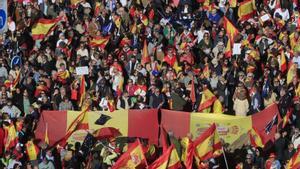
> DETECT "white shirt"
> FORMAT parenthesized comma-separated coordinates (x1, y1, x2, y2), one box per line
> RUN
(274, 8, 290, 21)
(293, 56, 300, 69)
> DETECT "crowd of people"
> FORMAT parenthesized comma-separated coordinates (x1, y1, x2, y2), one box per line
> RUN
(1, 0, 300, 168)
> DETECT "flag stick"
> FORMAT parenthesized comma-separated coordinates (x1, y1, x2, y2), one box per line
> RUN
(222, 147, 229, 169)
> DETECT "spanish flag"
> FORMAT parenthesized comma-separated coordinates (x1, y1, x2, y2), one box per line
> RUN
(71, 0, 81, 5)
(107, 100, 116, 112)
(282, 110, 292, 128)
(287, 63, 297, 84)
(57, 70, 70, 84)
(94, 2, 101, 16)
(114, 15, 121, 29)
(280, 50, 287, 73)
(203, 64, 210, 79)
(34, 84, 49, 97)
(238, 0, 256, 22)
(4, 124, 18, 151)
(212, 99, 223, 114)
(198, 88, 217, 112)
(131, 22, 137, 34)
(141, 14, 149, 26)
(160, 125, 169, 153)
(194, 123, 222, 161)
(26, 141, 40, 161)
(141, 40, 150, 66)
(148, 145, 172, 169)
(112, 139, 148, 169)
(79, 75, 86, 108)
(45, 123, 49, 145)
(31, 18, 60, 40)
(224, 40, 232, 58)
(248, 128, 264, 148)
(181, 137, 194, 169)
(223, 16, 239, 44)
(90, 36, 110, 49)
(286, 147, 300, 169)
(167, 145, 182, 169)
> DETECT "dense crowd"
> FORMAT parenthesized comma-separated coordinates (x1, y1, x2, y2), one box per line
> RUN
(1, 0, 300, 168)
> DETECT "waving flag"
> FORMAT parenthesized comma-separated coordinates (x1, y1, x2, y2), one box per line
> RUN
(94, 2, 101, 16)
(4, 124, 18, 151)
(90, 36, 110, 49)
(160, 125, 169, 153)
(31, 18, 61, 40)
(223, 16, 239, 44)
(224, 40, 232, 58)
(198, 88, 217, 112)
(148, 145, 172, 169)
(193, 123, 222, 161)
(141, 40, 150, 66)
(287, 147, 300, 169)
(229, 0, 237, 7)
(264, 114, 278, 135)
(79, 75, 86, 108)
(238, 0, 256, 21)
(26, 141, 39, 161)
(282, 110, 292, 128)
(280, 50, 287, 73)
(112, 139, 148, 169)
(167, 145, 182, 169)
(248, 128, 264, 148)
(287, 63, 297, 84)
(190, 78, 196, 103)
(181, 137, 194, 169)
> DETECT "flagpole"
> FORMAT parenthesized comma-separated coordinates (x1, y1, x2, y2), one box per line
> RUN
(222, 147, 229, 169)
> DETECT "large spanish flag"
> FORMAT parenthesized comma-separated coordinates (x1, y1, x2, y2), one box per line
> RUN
(36, 109, 159, 145)
(193, 123, 222, 161)
(223, 16, 239, 44)
(287, 147, 300, 169)
(31, 18, 60, 40)
(248, 128, 264, 148)
(238, 0, 256, 21)
(161, 104, 280, 149)
(89, 36, 110, 49)
(112, 139, 148, 169)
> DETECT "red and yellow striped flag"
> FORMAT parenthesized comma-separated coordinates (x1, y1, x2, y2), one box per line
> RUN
(141, 40, 150, 66)
(286, 147, 300, 169)
(57, 70, 70, 84)
(148, 145, 172, 169)
(198, 88, 217, 112)
(45, 123, 49, 145)
(112, 139, 148, 169)
(229, 0, 237, 7)
(224, 40, 232, 58)
(287, 63, 298, 84)
(167, 145, 182, 169)
(114, 15, 121, 29)
(94, 2, 101, 16)
(79, 75, 86, 108)
(223, 16, 239, 44)
(141, 14, 149, 26)
(107, 100, 116, 112)
(13, 71, 20, 89)
(26, 140, 40, 161)
(248, 128, 264, 148)
(194, 123, 222, 161)
(280, 50, 287, 73)
(90, 36, 110, 49)
(282, 110, 292, 128)
(238, 0, 256, 21)
(203, 64, 210, 79)
(212, 99, 223, 114)
(31, 18, 61, 40)
(4, 124, 18, 151)
(181, 137, 193, 169)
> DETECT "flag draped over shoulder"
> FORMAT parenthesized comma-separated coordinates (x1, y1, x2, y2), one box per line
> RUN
(286, 147, 300, 169)
(248, 128, 264, 148)
(112, 139, 148, 169)
(31, 18, 61, 40)
(223, 17, 239, 44)
(90, 36, 110, 49)
(198, 88, 217, 112)
(238, 0, 256, 21)
(193, 123, 222, 161)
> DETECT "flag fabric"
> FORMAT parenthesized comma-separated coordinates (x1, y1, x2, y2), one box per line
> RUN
(26, 141, 40, 161)
(264, 114, 278, 134)
(282, 110, 292, 128)
(141, 40, 150, 66)
(113, 15, 121, 29)
(248, 128, 264, 148)
(160, 125, 169, 153)
(107, 100, 116, 112)
(94, 2, 101, 16)
(45, 123, 49, 144)
(95, 114, 111, 125)
(212, 99, 223, 114)
(131, 22, 137, 34)
(193, 123, 222, 161)
(90, 36, 110, 49)
(167, 145, 182, 169)
(112, 139, 148, 169)
(238, 0, 256, 21)
(161, 104, 280, 149)
(280, 50, 287, 73)
(198, 88, 217, 112)
(190, 78, 196, 103)
(80, 133, 97, 157)
(180, 137, 193, 169)
(148, 145, 172, 169)
(4, 124, 18, 151)
(140, 14, 149, 26)
(56, 70, 70, 84)
(224, 39, 232, 58)
(229, 0, 237, 7)
(287, 63, 297, 84)
(286, 147, 300, 169)
(79, 75, 86, 108)
(223, 16, 239, 44)
(36, 109, 159, 145)
(13, 71, 20, 89)
(31, 18, 61, 40)
(34, 84, 49, 97)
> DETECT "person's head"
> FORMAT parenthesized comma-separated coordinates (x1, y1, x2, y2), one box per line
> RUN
(246, 154, 253, 164)
(274, 132, 281, 140)
(288, 143, 294, 150)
